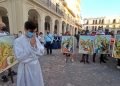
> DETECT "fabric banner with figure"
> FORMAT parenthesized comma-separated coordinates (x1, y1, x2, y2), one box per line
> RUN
(79, 36, 95, 54)
(61, 36, 74, 53)
(94, 35, 111, 54)
(113, 35, 120, 58)
(0, 36, 17, 73)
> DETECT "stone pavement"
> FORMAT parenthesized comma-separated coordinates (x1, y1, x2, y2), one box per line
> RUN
(0, 49, 120, 86)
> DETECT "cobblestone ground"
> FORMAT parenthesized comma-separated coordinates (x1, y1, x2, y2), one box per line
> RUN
(0, 49, 120, 86)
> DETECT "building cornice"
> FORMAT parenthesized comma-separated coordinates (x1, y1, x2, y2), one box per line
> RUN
(84, 17, 106, 20)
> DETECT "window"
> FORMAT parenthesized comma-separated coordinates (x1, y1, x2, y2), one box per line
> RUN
(86, 26, 88, 29)
(99, 20, 101, 24)
(95, 20, 97, 24)
(84, 20, 89, 24)
(93, 20, 94, 24)
(113, 19, 116, 23)
(102, 19, 104, 24)
(56, 3, 59, 13)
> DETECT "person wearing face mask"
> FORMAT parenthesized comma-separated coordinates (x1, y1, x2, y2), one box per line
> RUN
(38, 32, 44, 45)
(44, 31, 54, 55)
(14, 21, 44, 86)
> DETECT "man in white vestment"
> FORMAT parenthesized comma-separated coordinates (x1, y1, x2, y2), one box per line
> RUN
(14, 21, 44, 86)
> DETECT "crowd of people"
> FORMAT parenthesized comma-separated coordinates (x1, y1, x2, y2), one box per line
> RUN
(74, 28, 120, 69)
(0, 21, 120, 86)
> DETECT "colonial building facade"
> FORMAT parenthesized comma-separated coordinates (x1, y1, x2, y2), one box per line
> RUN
(83, 16, 120, 33)
(0, 0, 81, 35)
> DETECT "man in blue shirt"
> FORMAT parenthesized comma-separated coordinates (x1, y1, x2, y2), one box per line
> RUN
(44, 31, 54, 54)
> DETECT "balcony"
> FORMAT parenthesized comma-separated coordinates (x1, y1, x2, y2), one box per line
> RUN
(31, 0, 78, 24)
(32, 0, 64, 16)
(62, 12, 76, 23)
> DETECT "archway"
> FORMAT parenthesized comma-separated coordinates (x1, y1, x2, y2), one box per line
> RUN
(54, 20, 59, 34)
(66, 24, 69, 32)
(28, 9, 39, 32)
(45, 16, 52, 33)
(62, 21, 66, 34)
(75, 28, 77, 34)
(69, 25, 72, 35)
(0, 7, 10, 32)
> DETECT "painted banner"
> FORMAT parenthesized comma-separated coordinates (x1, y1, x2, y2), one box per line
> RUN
(113, 35, 120, 58)
(94, 35, 111, 54)
(79, 36, 95, 54)
(61, 36, 74, 53)
(0, 36, 17, 73)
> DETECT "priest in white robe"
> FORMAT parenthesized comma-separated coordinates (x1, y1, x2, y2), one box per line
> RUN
(14, 21, 44, 86)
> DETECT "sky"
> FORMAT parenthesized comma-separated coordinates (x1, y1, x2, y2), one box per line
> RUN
(81, 0, 120, 18)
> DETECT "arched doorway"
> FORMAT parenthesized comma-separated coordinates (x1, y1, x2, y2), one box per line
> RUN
(70, 25, 72, 35)
(28, 9, 39, 32)
(45, 16, 52, 33)
(54, 20, 59, 34)
(75, 28, 77, 34)
(0, 7, 10, 32)
(62, 21, 66, 34)
(66, 24, 69, 32)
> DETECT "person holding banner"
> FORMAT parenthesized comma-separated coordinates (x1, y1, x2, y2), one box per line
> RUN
(14, 21, 44, 86)
(80, 32, 90, 64)
(0, 23, 17, 82)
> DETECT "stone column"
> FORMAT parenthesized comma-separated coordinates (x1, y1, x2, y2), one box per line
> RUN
(76, 27, 78, 34)
(64, 24, 66, 33)
(8, 0, 27, 34)
(40, 15, 45, 35)
(73, 27, 75, 35)
(0, 16, 2, 23)
(51, 18, 55, 34)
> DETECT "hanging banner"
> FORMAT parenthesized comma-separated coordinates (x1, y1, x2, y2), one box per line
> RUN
(113, 35, 120, 58)
(94, 35, 111, 54)
(79, 36, 95, 54)
(0, 36, 18, 73)
(61, 36, 74, 53)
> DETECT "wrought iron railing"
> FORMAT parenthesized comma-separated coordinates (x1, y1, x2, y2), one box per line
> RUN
(33, 0, 78, 24)
(34, 0, 63, 16)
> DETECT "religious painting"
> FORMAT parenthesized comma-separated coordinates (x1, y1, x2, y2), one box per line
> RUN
(61, 36, 74, 53)
(79, 36, 95, 54)
(113, 35, 120, 58)
(94, 35, 111, 54)
(0, 36, 17, 73)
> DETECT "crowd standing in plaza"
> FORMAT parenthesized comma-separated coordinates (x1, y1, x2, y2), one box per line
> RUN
(0, 20, 120, 86)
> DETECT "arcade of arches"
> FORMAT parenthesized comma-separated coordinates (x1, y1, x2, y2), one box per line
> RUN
(0, 0, 80, 35)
